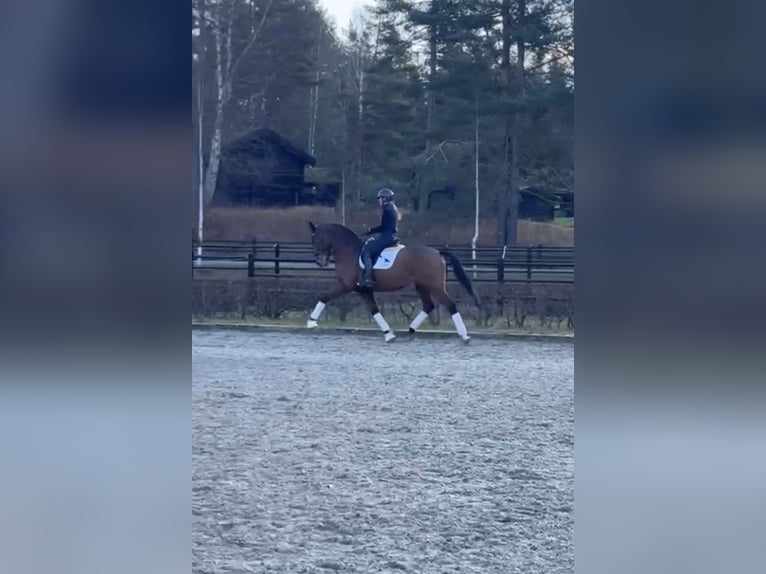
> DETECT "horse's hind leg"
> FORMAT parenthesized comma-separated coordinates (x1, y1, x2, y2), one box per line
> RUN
(409, 284, 435, 336)
(433, 288, 470, 342)
(358, 290, 396, 342)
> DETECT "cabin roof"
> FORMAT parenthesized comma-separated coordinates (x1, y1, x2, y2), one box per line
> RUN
(224, 128, 316, 166)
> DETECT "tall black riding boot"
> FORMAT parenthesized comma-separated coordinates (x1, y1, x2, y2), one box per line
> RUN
(359, 251, 375, 288)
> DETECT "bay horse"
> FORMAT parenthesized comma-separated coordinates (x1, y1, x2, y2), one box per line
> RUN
(306, 221, 480, 342)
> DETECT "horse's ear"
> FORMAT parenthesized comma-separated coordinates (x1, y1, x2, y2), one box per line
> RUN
(308, 221, 317, 233)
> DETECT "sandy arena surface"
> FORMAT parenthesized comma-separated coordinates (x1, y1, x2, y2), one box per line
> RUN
(193, 329, 573, 573)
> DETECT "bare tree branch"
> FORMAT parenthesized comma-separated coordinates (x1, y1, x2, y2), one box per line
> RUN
(422, 140, 470, 164)
(228, 0, 274, 93)
(526, 47, 573, 73)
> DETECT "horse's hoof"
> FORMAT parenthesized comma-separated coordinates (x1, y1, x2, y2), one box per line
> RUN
(307, 319, 318, 329)
(462, 336, 471, 344)
(384, 332, 396, 343)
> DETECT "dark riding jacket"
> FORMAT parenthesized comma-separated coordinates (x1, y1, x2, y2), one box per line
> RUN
(367, 203, 398, 239)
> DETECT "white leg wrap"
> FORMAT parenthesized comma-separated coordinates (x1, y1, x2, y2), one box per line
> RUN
(373, 312, 395, 341)
(307, 301, 326, 328)
(409, 310, 429, 331)
(373, 312, 390, 332)
(451, 312, 469, 340)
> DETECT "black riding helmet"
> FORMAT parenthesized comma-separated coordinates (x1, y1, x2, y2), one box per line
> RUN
(376, 188, 394, 202)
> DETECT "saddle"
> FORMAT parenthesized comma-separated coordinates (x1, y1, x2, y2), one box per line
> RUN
(359, 244, 406, 270)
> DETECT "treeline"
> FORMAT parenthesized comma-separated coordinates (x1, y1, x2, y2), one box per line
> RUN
(193, 0, 573, 245)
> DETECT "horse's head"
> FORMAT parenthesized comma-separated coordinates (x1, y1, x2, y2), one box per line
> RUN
(308, 221, 332, 267)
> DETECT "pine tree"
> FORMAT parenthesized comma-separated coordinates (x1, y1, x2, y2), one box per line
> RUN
(360, 17, 425, 207)
(373, 0, 492, 212)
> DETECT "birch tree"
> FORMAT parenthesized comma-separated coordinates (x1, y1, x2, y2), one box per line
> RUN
(201, 0, 274, 204)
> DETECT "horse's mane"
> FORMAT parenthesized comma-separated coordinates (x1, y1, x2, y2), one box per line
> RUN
(323, 223, 361, 247)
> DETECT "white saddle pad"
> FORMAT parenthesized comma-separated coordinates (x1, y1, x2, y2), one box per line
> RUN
(358, 244, 406, 270)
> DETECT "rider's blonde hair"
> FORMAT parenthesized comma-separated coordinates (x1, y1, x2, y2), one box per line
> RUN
(390, 201, 402, 221)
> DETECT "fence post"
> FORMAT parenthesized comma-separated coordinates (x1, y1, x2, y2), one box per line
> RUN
(526, 246, 532, 282)
(247, 253, 255, 277)
(497, 257, 504, 283)
(274, 243, 280, 275)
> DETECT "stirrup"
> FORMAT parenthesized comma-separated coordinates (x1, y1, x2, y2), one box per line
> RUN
(356, 275, 374, 289)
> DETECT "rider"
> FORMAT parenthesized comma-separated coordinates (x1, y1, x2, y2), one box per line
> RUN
(357, 187, 401, 289)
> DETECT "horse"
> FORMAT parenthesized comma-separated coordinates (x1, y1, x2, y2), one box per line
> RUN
(306, 221, 481, 342)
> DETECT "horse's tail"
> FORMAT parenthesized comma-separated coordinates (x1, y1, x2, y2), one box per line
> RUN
(440, 249, 481, 309)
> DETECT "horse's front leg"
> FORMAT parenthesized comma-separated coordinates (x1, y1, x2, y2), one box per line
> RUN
(307, 281, 351, 328)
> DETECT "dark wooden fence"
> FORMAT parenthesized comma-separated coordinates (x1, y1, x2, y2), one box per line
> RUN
(192, 240, 574, 284)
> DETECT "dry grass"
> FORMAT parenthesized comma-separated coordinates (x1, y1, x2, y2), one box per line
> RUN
(518, 220, 574, 246)
(204, 206, 341, 242)
(202, 206, 574, 246)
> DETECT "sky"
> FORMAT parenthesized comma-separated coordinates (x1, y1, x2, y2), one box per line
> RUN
(318, 0, 366, 35)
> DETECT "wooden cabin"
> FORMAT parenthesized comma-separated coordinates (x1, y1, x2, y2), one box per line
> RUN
(212, 128, 318, 207)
